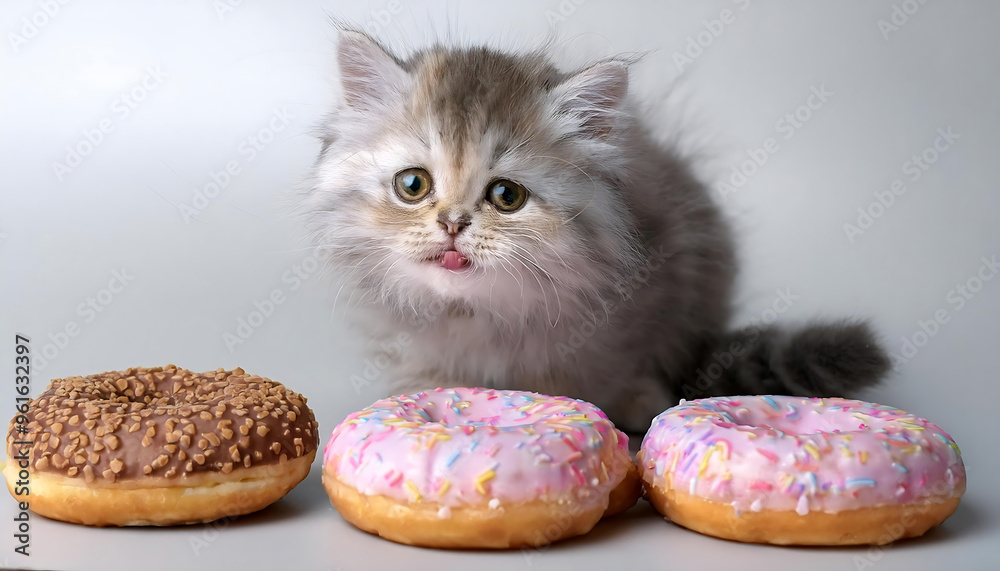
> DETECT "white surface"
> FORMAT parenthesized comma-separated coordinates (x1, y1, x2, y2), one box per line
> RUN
(1, 1, 998, 570)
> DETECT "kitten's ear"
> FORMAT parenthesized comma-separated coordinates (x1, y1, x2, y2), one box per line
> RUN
(337, 30, 408, 110)
(551, 60, 629, 138)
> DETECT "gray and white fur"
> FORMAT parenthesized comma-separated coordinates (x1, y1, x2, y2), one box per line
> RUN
(299, 30, 890, 432)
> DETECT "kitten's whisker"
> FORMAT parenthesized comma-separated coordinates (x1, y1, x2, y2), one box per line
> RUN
(344, 253, 394, 317)
(504, 234, 587, 284)
(529, 154, 600, 224)
(507, 244, 567, 287)
(496, 255, 528, 318)
(510, 250, 562, 327)
(379, 258, 405, 291)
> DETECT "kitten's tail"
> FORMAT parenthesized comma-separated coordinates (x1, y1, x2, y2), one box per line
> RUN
(681, 320, 891, 400)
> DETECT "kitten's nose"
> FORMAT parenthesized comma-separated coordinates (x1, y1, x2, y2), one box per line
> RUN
(437, 212, 470, 235)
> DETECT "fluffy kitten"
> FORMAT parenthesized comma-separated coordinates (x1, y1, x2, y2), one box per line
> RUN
(300, 30, 890, 431)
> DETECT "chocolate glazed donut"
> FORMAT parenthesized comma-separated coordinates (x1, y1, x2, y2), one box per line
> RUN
(2, 366, 319, 526)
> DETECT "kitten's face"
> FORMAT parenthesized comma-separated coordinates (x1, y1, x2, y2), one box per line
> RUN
(305, 32, 640, 325)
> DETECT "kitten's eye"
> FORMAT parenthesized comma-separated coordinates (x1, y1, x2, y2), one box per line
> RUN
(394, 168, 433, 202)
(486, 179, 528, 212)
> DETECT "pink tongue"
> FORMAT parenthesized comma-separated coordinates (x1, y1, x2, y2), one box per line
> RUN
(440, 250, 469, 271)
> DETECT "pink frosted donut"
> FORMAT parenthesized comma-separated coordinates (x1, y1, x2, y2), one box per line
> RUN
(638, 396, 966, 545)
(322, 387, 639, 548)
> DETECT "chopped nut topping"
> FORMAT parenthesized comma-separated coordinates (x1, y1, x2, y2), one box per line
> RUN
(10, 365, 317, 481)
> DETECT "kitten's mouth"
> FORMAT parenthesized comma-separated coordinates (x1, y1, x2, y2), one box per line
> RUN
(438, 250, 470, 271)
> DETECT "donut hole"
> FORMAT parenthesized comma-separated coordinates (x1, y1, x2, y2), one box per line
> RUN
(73, 371, 263, 412)
(406, 392, 559, 429)
(726, 405, 876, 436)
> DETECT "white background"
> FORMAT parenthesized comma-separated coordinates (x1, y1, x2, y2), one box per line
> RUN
(1, 1, 998, 569)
